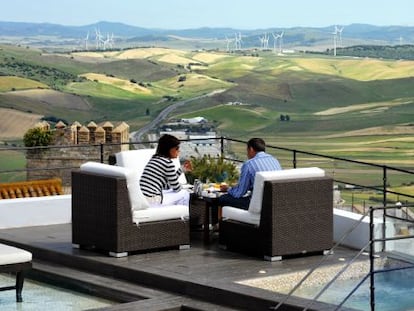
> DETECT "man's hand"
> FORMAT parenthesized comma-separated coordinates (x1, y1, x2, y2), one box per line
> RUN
(220, 183, 229, 192)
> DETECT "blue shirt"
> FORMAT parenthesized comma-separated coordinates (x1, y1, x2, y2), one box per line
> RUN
(228, 152, 282, 198)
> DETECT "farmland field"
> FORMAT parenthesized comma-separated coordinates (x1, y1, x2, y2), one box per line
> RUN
(0, 108, 43, 140)
(1, 44, 414, 172)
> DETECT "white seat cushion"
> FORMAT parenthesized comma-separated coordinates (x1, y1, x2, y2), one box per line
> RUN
(80, 162, 150, 211)
(132, 204, 189, 224)
(115, 149, 156, 178)
(0, 243, 32, 265)
(248, 167, 326, 214)
(222, 206, 260, 226)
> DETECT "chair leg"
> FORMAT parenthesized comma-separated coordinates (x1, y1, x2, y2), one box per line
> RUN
(15, 270, 25, 302)
(109, 251, 128, 258)
(323, 249, 334, 255)
(264, 255, 282, 262)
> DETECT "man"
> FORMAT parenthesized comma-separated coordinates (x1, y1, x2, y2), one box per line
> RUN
(219, 138, 282, 210)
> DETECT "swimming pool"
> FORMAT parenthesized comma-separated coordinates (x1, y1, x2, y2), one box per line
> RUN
(238, 258, 414, 311)
(0, 274, 116, 311)
(295, 268, 414, 311)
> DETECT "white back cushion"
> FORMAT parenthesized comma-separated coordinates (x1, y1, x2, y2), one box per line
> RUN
(116, 149, 187, 184)
(115, 149, 156, 178)
(80, 162, 150, 211)
(172, 157, 188, 185)
(248, 167, 326, 214)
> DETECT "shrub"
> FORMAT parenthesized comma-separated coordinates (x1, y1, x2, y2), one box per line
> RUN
(23, 127, 53, 147)
(186, 155, 239, 184)
(177, 76, 186, 82)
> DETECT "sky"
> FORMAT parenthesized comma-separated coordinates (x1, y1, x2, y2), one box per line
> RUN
(1, 0, 413, 29)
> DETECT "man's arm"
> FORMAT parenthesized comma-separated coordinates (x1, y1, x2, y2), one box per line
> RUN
(228, 163, 252, 198)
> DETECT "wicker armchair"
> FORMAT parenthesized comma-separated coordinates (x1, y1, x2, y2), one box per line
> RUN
(72, 170, 190, 257)
(219, 169, 333, 261)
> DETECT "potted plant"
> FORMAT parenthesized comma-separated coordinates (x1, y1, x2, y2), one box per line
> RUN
(185, 154, 239, 185)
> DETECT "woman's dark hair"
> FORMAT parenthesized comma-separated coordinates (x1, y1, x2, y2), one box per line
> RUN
(156, 134, 180, 157)
(247, 138, 266, 152)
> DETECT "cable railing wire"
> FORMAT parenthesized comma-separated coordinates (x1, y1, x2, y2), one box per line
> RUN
(272, 209, 370, 310)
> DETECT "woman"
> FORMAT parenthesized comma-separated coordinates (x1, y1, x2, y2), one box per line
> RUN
(140, 134, 192, 206)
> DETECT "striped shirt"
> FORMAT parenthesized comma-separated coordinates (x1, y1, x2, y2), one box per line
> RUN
(228, 151, 282, 198)
(140, 155, 183, 199)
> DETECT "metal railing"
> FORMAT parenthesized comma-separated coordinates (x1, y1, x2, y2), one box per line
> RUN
(272, 203, 414, 311)
(1, 136, 414, 310)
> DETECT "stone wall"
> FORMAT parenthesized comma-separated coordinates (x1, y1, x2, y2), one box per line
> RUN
(26, 121, 130, 186)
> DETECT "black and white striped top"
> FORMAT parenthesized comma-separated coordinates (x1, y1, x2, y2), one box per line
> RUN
(139, 155, 182, 198)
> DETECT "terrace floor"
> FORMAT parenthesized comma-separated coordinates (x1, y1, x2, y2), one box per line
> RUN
(0, 224, 361, 311)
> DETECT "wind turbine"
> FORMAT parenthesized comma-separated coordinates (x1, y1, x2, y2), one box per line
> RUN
(259, 34, 266, 50)
(84, 31, 89, 50)
(102, 33, 112, 50)
(272, 32, 280, 53)
(264, 33, 269, 50)
(108, 33, 115, 49)
(278, 31, 284, 54)
(260, 33, 269, 50)
(95, 28, 103, 50)
(225, 35, 233, 52)
(337, 26, 344, 47)
(259, 35, 264, 49)
(234, 32, 242, 50)
(332, 26, 338, 56)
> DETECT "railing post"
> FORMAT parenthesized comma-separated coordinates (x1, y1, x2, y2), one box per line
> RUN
(382, 166, 387, 207)
(293, 150, 297, 168)
(369, 206, 375, 311)
(382, 166, 387, 251)
(100, 143, 104, 163)
(220, 136, 224, 157)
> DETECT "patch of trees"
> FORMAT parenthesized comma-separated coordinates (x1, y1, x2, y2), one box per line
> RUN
(138, 82, 148, 88)
(0, 59, 85, 90)
(321, 44, 414, 60)
(177, 76, 186, 82)
(163, 95, 178, 101)
(280, 114, 290, 121)
(41, 116, 68, 125)
(23, 127, 53, 147)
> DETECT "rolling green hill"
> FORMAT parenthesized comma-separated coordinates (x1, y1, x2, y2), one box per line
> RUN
(1, 44, 413, 168)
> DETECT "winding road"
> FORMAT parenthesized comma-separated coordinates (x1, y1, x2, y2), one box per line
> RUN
(131, 89, 226, 143)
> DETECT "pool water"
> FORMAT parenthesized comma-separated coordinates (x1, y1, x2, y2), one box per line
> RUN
(0, 274, 116, 311)
(239, 258, 414, 311)
(296, 268, 414, 311)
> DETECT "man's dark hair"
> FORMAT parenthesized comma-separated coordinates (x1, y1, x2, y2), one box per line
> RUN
(247, 138, 266, 152)
(156, 134, 180, 157)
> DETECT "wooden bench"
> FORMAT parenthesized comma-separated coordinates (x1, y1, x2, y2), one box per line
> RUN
(0, 178, 63, 199)
(0, 243, 32, 302)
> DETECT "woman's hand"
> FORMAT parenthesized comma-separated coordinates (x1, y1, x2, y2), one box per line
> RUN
(183, 160, 192, 172)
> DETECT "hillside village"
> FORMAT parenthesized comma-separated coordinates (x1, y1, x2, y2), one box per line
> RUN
(148, 116, 221, 159)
